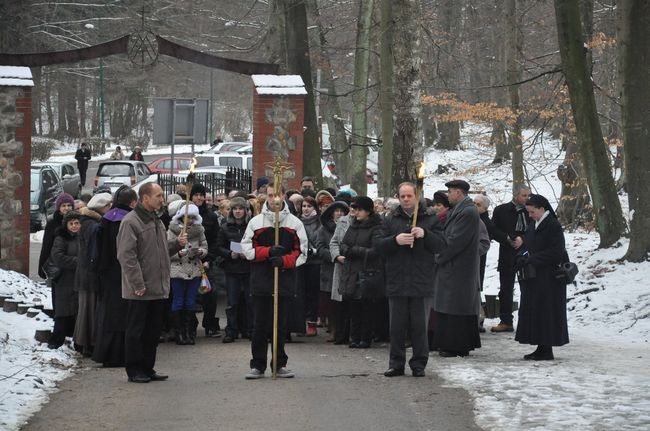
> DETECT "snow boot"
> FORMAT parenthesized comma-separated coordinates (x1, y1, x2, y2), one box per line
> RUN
(184, 310, 196, 345)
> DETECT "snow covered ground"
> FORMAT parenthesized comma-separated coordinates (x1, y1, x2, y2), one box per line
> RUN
(2, 125, 648, 429)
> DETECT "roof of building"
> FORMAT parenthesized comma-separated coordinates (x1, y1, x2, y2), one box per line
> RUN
(0, 66, 34, 87)
(251, 74, 306, 95)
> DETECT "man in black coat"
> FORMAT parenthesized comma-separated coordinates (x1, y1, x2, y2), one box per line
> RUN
(74, 142, 92, 186)
(375, 182, 444, 377)
(490, 184, 531, 332)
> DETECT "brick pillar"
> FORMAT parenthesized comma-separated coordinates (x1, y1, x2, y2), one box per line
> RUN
(0, 86, 32, 275)
(251, 75, 306, 191)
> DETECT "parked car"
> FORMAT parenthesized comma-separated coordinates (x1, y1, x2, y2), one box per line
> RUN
(32, 161, 81, 197)
(94, 161, 156, 193)
(30, 166, 63, 232)
(196, 152, 252, 170)
(148, 156, 192, 174)
(205, 141, 251, 153)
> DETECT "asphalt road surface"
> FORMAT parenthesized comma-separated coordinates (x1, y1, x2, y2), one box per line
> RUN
(23, 331, 480, 431)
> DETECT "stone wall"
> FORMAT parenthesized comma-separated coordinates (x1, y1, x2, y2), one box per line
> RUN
(0, 86, 31, 275)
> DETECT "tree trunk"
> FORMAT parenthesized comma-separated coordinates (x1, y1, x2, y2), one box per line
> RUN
(378, 0, 395, 196)
(45, 70, 54, 136)
(263, 0, 288, 71)
(557, 0, 594, 227)
(392, 0, 423, 186)
(620, 0, 650, 261)
(283, 0, 322, 185)
(78, 78, 87, 137)
(305, 0, 350, 185)
(554, 0, 626, 247)
(31, 67, 41, 135)
(56, 81, 67, 138)
(505, 0, 524, 187)
(90, 92, 99, 137)
(65, 76, 79, 138)
(491, 121, 510, 163)
(350, 0, 374, 195)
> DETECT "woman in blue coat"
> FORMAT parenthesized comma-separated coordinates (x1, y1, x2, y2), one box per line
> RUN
(515, 194, 570, 360)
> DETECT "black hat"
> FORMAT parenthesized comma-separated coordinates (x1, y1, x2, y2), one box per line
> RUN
(433, 191, 450, 207)
(445, 179, 470, 193)
(350, 196, 374, 213)
(191, 183, 207, 197)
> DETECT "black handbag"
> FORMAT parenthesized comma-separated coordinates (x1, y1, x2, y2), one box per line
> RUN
(554, 261, 579, 284)
(42, 258, 62, 281)
(355, 250, 384, 298)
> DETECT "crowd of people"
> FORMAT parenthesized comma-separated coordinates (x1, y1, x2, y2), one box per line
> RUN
(37, 173, 570, 382)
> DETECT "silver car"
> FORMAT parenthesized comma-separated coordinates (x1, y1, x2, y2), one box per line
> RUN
(32, 161, 81, 198)
(95, 161, 156, 193)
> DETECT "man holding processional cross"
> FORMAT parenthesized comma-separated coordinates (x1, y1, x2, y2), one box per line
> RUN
(241, 161, 308, 380)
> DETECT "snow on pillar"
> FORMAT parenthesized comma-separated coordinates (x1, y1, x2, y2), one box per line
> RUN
(251, 75, 306, 191)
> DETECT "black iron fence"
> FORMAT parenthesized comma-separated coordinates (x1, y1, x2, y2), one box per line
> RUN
(157, 167, 252, 197)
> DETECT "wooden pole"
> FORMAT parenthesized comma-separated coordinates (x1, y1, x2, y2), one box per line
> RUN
(411, 162, 425, 248)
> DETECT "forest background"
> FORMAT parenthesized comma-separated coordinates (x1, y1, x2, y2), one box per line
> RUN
(1, 0, 648, 261)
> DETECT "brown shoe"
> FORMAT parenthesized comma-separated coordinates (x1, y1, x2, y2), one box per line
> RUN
(491, 322, 514, 332)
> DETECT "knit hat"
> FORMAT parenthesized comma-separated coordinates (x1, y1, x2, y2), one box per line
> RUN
(190, 183, 207, 197)
(350, 196, 374, 213)
(256, 176, 269, 190)
(315, 190, 334, 208)
(62, 210, 81, 227)
(172, 203, 203, 225)
(229, 196, 248, 209)
(87, 193, 112, 210)
(55, 193, 75, 211)
(168, 199, 185, 217)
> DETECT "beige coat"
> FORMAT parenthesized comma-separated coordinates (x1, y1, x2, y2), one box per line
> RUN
(117, 204, 182, 300)
(167, 222, 207, 279)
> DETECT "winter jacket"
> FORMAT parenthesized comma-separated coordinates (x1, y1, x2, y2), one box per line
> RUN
(491, 201, 531, 273)
(74, 147, 91, 171)
(375, 205, 444, 297)
(478, 218, 491, 256)
(433, 196, 481, 316)
(117, 203, 183, 300)
(301, 213, 321, 265)
(50, 228, 79, 317)
(338, 213, 384, 299)
(168, 222, 208, 279)
(315, 217, 336, 293)
(74, 207, 102, 293)
(241, 202, 308, 296)
(216, 210, 251, 274)
(38, 211, 64, 279)
(329, 214, 351, 301)
(515, 214, 569, 347)
(199, 204, 220, 267)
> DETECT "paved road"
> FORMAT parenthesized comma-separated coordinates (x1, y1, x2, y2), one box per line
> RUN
(23, 331, 480, 431)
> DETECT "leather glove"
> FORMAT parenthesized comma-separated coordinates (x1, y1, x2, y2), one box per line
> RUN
(269, 245, 287, 257)
(514, 255, 528, 270)
(269, 256, 283, 268)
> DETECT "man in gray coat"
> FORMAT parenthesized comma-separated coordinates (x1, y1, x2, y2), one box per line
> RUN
(117, 183, 187, 383)
(432, 179, 482, 357)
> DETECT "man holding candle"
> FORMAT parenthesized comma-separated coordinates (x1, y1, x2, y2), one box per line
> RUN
(376, 182, 444, 377)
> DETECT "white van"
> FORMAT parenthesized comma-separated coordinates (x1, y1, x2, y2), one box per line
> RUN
(196, 151, 252, 170)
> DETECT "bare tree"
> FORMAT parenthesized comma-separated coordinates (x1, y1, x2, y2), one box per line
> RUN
(378, 0, 395, 196)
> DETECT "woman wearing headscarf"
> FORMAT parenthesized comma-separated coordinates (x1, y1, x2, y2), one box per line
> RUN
(299, 196, 322, 336)
(48, 210, 81, 349)
(92, 186, 138, 366)
(39, 193, 75, 281)
(515, 194, 569, 360)
(129, 146, 144, 161)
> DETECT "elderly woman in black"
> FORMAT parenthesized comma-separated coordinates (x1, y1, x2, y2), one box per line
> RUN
(515, 194, 569, 360)
(338, 196, 383, 348)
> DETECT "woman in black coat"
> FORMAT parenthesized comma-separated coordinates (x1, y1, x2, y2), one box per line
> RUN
(515, 194, 570, 360)
(48, 211, 81, 349)
(338, 196, 383, 348)
(92, 186, 138, 367)
(38, 193, 75, 280)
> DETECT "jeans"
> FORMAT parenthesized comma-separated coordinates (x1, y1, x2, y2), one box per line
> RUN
(498, 271, 516, 324)
(225, 272, 252, 338)
(250, 295, 288, 372)
(170, 277, 200, 312)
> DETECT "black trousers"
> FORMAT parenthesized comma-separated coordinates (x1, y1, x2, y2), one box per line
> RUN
(49, 315, 76, 347)
(349, 298, 374, 344)
(124, 299, 165, 378)
(498, 271, 516, 324)
(250, 295, 288, 372)
(388, 297, 432, 371)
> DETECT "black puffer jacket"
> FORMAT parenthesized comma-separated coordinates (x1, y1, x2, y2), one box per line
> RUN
(375, 205, 444, 297)
(199, 204, 220, 266)
(339, 213, 384, 298)
(216, 211, 251, 274)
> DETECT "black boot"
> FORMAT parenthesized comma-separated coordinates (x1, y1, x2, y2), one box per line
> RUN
(172, 311, 187, 345)
(184, 310, 196, 345)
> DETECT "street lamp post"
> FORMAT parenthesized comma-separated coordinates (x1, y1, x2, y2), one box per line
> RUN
(99, 57, 105, 140)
